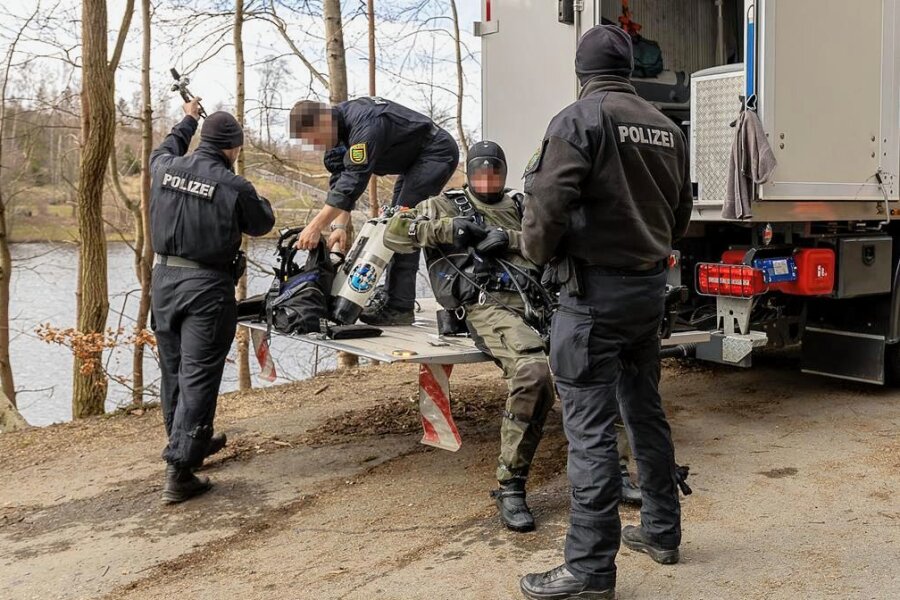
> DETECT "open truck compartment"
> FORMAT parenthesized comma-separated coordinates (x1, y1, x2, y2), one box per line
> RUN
(479, 1, 900, 384)
(481, 0, 899, 217)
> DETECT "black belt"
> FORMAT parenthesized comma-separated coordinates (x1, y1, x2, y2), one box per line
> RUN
(584, 260, 666, 276)
(155, 254, 228, 273)
(420, 124, 443, 149)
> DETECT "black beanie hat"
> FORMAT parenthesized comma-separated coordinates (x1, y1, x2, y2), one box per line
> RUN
(200, 111, 244, 149)
(466, 140, 508, 205)
(575, 24, 634, 84)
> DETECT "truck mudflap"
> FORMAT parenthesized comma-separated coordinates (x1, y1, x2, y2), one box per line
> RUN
(801, 327, 886, 385)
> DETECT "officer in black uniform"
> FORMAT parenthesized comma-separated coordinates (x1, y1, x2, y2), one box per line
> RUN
(518, 25, 693, 599)
(150, 98, 276, 504)
(288, 97, 460, 325)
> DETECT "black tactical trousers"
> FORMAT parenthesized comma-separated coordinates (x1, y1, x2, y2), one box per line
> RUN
(550, 266, 680, 590)
(151, 265, 237, 470)
(383, 129, 459, 310)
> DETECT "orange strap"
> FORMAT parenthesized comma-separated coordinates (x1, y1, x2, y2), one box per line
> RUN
(618, 0, 642, 36)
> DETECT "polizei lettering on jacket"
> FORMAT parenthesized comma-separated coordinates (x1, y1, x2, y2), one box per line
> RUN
(616, 123, 676, 149)
(161, 172, 217, 200)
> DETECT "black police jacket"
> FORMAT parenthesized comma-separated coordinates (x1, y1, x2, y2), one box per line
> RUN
(522, 76, 693, 268)
(325, 97, 438, 211)
(149, 116, 275, 268)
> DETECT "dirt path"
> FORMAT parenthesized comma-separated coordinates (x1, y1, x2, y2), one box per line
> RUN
(2, 358, 898, 600)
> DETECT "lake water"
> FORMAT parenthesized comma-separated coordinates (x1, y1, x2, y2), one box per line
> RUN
(10, 240, 432, 426)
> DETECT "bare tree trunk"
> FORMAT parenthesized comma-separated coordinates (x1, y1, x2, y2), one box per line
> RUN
(449, 0, 469, 161)
(73, 0, 117, 418)
(0, 389, 27, 432)
(323, 0, 348, 105)
(0, 11, 34, 409)
(132, 0, 154, 405)
(366, 0, 380, 221)
(0, 8, 39, 414)
(325, 0, 358, 370)
(234, 0, 252, 390)
(109, 150, 150, 405)
(0, 192, 15, 407)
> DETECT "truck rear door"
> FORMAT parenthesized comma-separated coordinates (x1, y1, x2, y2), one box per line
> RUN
(756, 0, 899, 202)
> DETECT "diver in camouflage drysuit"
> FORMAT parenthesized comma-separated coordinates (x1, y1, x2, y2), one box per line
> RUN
(383, 141, 554, 532)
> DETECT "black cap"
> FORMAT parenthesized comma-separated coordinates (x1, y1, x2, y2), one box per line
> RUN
(466, 141, 507, 205)
(200, 111, 244, 149)
(575, 24, 634, 85)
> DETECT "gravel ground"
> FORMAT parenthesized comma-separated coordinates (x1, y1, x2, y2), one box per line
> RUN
(1, 357, 898, 600)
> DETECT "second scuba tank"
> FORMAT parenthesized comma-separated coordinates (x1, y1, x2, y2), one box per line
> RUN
(331, 217, 396, 324)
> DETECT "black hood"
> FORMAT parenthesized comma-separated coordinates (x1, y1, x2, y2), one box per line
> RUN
(575, 24, 634, 85)
(466, 141, 507, 204)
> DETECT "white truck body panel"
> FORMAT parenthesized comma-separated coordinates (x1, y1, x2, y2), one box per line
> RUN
(479, 0, 900, 220)
(480, 0, 598, 181)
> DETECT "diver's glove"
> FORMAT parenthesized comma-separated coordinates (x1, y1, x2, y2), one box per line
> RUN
(475, 228, 510, 255)
(452, 217, 488, 249)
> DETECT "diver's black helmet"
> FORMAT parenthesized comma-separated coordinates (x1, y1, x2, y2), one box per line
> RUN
(466, 141, 508, 204)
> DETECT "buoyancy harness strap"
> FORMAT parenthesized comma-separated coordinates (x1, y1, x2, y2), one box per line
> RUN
(443, 189, 485, 227)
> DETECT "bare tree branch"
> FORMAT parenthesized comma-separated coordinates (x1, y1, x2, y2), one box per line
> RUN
(108, 0, 136, 73)
(258, 1, 330, 91)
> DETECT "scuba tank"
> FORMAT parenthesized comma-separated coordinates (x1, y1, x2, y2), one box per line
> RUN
(330, 217, 395, 324)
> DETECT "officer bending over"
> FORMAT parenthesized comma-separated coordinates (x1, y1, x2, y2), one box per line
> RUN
(519, 25, 693, 599)
(289, 97, 459, 325)
(383, 141, 554, 532)
(150, 98, 275, 504)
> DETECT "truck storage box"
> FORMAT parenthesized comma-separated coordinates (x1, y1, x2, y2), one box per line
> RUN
(835, 237, 892, 298)
(788, 249, 835, 296)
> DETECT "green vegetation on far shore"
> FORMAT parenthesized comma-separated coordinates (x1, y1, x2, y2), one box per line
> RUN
(8, 175, 321, 244)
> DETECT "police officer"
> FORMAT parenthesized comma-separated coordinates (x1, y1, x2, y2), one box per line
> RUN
(150, 98, 276, 504)
(289, 97, 460, 325)
(518, 25, 693, 599)
(383, 141, 554, 532)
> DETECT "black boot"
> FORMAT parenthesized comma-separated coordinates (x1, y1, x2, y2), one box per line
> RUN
(620, 464, 643, 506)
(622, 525, 680, 565)
(491, 479, 535, 533)
(359, 304, 415, 326)
(520, 565, 615, 600)
(205, 433, 227, 458)
(163, 464, 212, 504)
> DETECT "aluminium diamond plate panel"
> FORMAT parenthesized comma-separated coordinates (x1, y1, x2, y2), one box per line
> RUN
(691, 68, 745, 205)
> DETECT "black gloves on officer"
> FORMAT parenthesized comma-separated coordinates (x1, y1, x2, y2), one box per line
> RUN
(453, 217, 488, 248)
(476, 227, 510, 255)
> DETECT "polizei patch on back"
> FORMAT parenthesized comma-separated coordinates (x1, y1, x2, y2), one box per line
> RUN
(616, 123, 677, 149)
(161, 171, 217, 200)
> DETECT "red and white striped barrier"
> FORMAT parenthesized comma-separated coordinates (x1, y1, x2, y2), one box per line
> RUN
(250, 329, 278, 383)
(418, 364, 462, 452)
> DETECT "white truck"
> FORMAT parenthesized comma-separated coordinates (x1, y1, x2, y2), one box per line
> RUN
(477, 0, 900, 384)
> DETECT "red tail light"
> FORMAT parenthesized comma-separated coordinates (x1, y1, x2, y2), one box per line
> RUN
(696, 263, 767, 298)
